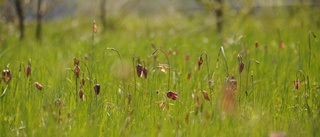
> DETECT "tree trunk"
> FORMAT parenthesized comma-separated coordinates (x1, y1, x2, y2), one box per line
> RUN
(13, 0, 24, 40)
(36, 0, 42, 41)
(214, 0, 223, 35)
(100, 0, 107, 32)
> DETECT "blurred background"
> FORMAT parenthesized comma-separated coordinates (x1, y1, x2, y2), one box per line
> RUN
(0, 0, 319, 41)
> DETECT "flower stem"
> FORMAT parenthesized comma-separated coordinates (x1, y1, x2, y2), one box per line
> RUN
(153, 49, 170, 91)
(245, 59, 259, 96)
(199, 52, 211, 92)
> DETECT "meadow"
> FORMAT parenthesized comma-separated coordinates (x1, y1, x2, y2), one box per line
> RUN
(0, 7, 319, 137)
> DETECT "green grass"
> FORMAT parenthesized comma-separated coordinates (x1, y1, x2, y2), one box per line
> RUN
(0, 7, 320, 137)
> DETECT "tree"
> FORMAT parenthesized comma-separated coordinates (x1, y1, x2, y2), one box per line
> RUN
(13, 0, 24, 40)
(36, 0, 43, 41)
(100, 0, 107, 32)
(196, 0, 224, 35)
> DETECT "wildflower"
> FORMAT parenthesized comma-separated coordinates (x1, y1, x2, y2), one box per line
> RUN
(143, 67, 148, 79)
(167, 91, 179, 100)
(294, 79, 301, 90)
(269, 132, 286, 137)
(279, 41, 285, 49)
(34, 82, 43, 90)
(26, 65, 31, 77)
(202, 91, 210, 101)
(92, 21, 97, 33)
(185, 54, 189, 62)
(127, 93, 132, 105)
(74, 65, 80, 78)
(54, 98, 63, 107)
(136, 64, 143, 77)
(74, 57, 80, 66)
(208, 79, 214, 89)
(2, 69, 11, 83)
(238, 54, 244, 74)
(157, 64, 169, 73)
(198, 57, 203, 70)
(79, 89, 84, 100)
(168, 49, 172, 56)
(173, 49, 178, 55)
(229, 76, 237, 91)
(94, 84, 100, 95)
(255, 41, 259, 48)
(80, 78, 85, 87)
(187, 71, 191, 80)
(239, 62, 244, 74)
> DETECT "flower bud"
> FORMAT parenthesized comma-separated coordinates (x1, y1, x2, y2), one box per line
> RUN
(2, 69, 11, 83)
(187, 71, 191, 80)
(79, 89, 84, 100)
(80, 78, 85, 87)
(92, 21, 97, 33)
(26, 65, 31, 77)
(239, 62, 244, 74)
(34, 82, 43, 90)
(167, 91, 179, 100)
(94, 84, 100, 95)
(136, 64, 143, 77)
(255, 41, 259, 48)
(143, 67, 148, 79)
(198, 57, 203, 70)
(202, 91, 210, 101)
(74, 58, 80, 66)
(294, 79, 301, 90)
(74, 65, 80, 78)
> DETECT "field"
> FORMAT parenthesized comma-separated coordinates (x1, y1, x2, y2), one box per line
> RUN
(0, 6, 320, 137)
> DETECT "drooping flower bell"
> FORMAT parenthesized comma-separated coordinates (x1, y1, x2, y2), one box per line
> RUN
(94, 84, 100, 95)
(79, 89, 84, 100)
(136, 64, 143, 77)
(34, 82, 43, 90)
(2, 69, 11, 83)
(74, 65, 80, 78)
(92, 21, 97, 33)
(294, 79, 301, 90)
(26, 59, 32, 77)
(143, 67, 148, 79)
(202, 91, 210, 101)
(167, 91, 179, 100)
(198, 57, 203, 70)
(239, 62, 244, 74)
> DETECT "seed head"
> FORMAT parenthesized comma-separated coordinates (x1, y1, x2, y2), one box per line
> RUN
(94, 84, 100, 95)
(34, 82, 43, 90)
(167, 91, 179, 100)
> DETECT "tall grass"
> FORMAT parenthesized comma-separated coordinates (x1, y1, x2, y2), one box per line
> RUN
(0, 9, 319, 136)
